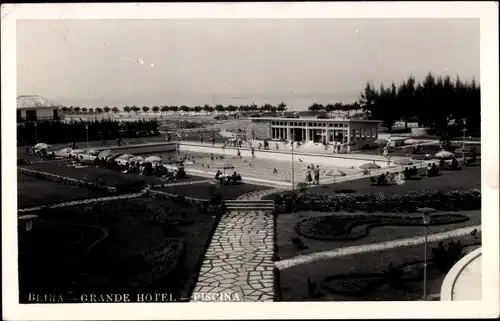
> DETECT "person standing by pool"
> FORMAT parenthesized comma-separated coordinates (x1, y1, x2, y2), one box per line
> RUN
(237, 149, 241, 158)
(251, 147, 255, 158)
(314, 165, 320, 185)
(305, 166, 312, 185)
(200, 135, 204, 144)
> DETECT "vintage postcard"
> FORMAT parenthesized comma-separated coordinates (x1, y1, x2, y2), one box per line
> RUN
(2, 2, 499, 320)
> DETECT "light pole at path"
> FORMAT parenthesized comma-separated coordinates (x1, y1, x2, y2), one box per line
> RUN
(417, 207, 436, 301)
(461, 118, 467, 161)
(34, 122, 38, 144)
(291, 133, 295, 191)
(85, 124, 89, 150)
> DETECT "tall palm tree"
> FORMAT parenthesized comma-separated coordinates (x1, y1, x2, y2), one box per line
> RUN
(325, 104, 335, 117)
(160, 106, 168, 117)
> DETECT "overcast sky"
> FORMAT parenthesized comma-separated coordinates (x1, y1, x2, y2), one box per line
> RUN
(17, 19, 479, 109)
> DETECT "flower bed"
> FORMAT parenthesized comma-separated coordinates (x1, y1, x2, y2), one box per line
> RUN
(295, 213, 470, 241)
(19, 168, 116, 194)
(274, 189, 481, 214)
(18, 197, 220, 302)
(145, 189, 222, 214)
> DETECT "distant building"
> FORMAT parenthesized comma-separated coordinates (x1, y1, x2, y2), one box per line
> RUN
(249, 116, 381, 152)
(17, 95, 61, 122)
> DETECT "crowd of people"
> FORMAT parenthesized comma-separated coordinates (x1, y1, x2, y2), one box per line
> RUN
(304, 164, 321, 185)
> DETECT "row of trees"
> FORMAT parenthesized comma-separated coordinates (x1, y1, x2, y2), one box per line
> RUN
(308, 102, 363, 118)
(306, 73, 480, 136)
(60, 102, 288, 115)
(359, 73, 480, 135)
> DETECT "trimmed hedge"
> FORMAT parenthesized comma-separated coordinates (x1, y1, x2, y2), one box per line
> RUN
(274, 189, 481, 213)
(145, 189, 222, 214)
(17, 119, 159, 145)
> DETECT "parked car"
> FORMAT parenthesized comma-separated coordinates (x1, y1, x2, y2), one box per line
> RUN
(214, 115, 228, 120)
(250, 114, 261, 118)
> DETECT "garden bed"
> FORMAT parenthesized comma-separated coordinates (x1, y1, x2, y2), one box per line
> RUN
(18, 197, 221, 303)
(276, 210, 480, 260)
(295, 213, 469, 241)
(17, 175, 109, 208)
(18, 160, 205, 187)
(278, 234, 480, 301)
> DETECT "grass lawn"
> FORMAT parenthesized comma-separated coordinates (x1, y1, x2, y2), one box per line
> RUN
(160, 182, 269, 200)
(276, 210, 480, 260)
(19, 160, 206, 186)
(278, 234, 480, 301)
(18, 196, 220, 303)
(303, 165, 481, 196)
(17, 175, 109, 208)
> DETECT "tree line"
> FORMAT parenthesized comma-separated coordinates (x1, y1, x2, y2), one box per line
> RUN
(359, 73, 479, 136)
(60, 102, 288, 115)
(307, 73, 480, 137)
(18, 119, 159, 145)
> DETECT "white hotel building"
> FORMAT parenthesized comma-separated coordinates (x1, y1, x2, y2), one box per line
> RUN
(250, 117, 382, 152)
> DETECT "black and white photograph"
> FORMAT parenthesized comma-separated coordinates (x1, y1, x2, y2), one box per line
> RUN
(2, 2, 499, 320)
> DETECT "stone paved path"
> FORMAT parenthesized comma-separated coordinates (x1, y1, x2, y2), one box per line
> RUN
(191, 188, 277, 302)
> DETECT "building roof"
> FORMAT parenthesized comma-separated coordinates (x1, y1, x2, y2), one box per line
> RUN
(251, 117, 381, 123)
(17, 95, 59, 109)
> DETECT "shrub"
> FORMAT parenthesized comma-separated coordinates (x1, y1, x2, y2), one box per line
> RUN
(175, 168, 187, 179)
(296, 182, 309, 193)
(274, 189, 480, 214)
(115, 179, 146, 194)
(208, 193, 223, 206)
(307, 278, 321, 298)
(17, 159, 32, 165)
(291, 236, 308, 250)
(273, 194, 284, 205)
(385, 263, 405, 290)
(17, 119, 159, 145)
(432, 239, 465, 274)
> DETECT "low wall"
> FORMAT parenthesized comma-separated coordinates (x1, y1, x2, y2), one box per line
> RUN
(179, 143, 390, 168)
(98, 142, 177, 155)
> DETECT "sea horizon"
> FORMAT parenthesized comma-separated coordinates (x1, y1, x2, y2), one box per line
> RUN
(29, 92, 361, 111)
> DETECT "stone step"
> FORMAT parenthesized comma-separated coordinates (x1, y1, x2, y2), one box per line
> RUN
(226, 207, 275, 211)
(225, 204, 275, 208)
(225, 200, 274, 204)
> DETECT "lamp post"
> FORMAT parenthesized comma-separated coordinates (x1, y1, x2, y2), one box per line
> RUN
(461, 118, 467, 161)
(34, 122, 38, 144)
(291, 133, 295, 191)
(417, 207, 436, 301)
(85, 124, 89, 150)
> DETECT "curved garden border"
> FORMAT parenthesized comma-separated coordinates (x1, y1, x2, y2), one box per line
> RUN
(295, 214, 470, 241)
